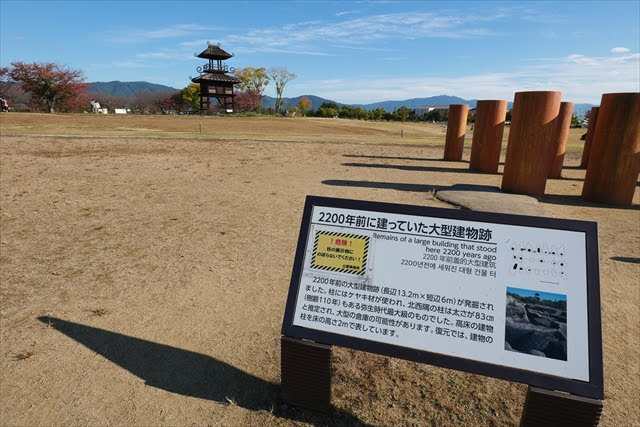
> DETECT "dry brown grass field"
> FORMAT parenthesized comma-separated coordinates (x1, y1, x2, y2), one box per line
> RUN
(1, 113, 638, 426)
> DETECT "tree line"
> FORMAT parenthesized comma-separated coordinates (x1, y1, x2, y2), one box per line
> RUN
(0, 61, 300, 115)
(0, 62, 455, 120)
(0, 62, 181, 114)
(9, 61, 584, 126)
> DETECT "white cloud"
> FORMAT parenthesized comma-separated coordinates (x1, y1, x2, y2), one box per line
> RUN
(611, 47, 631, 53)
(611, 53, 640, 63)
(289, 52, 639, 104)
(220, 11, 504, 55)
(566, 54, 599, 66)
(104, 24, 219, 43)
(335, 10, 359, 17)
(179, 39, 212, 48)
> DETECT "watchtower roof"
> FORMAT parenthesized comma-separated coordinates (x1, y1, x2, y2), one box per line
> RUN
(197, 43, 233, 60)
(191, 73, 242, 84)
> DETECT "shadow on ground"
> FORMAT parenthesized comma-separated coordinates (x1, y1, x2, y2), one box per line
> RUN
(540, 194, 640, 211)
(322, 179, 449, 193)
(343, 154, 470, 164)
(342, 162, 498, 175)
(610, 256, 640, 264)
(37, 316, 370, 426)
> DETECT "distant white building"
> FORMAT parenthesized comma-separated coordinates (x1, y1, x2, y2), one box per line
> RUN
(414, 105, 449, 118)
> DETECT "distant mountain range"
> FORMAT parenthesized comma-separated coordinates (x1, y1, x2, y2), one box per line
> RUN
(88, 81, 178, 97)
(267, 94, 596, 116)
(87, 81, 595, 115)
(357, 95, 479, 111)
(262, 94, 480, 111)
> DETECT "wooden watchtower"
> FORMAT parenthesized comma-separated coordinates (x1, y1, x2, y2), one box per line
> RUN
(191, 42, 241, 115)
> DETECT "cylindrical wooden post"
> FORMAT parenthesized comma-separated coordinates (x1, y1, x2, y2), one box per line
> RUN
(469, 100, 508, 173)
(582, 93, 640, 205)
(444, 104, 469, 161)
(579, 107, 599, 168)
(501, 91, 562, 196)
(548, 101, 574, 178)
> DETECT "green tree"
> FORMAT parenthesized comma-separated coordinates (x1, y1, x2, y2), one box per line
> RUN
(315, 106, 337, 118)
(180, 83, 200, 112)
(339, 104, 354, 119)
(425, 110, 443, 122)
(9, 61, 88, 113)
(372, 107, 386, 121)
(467, 110, 475, 123)
(570, 115, 581, 127)
(319, 101, 339, 110)
(268, 66, 297, 114)
(396, 106, 414, 122)
(296, 96, 312, 116)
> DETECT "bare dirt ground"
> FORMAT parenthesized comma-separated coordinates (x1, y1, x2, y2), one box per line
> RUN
(1, 114, 638, 426)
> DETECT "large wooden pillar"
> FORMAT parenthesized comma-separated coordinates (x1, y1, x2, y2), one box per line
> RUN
(582, 92, 640, 205)
(501, 91, 562, 196)
(579, 107, 599, 168)
(444, 104, 469, 161)
(548, 102, 575, 178)
(469, 100, 508, 173)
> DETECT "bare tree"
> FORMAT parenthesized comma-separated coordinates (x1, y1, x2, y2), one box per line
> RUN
(267, 66, 297, 114)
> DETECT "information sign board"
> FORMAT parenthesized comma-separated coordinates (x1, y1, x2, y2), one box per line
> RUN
(282, 196, 603, 399)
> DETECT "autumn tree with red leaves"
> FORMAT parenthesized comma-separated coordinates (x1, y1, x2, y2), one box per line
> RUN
(296, 96, 312, 117)
(9, 62, 89, 113)
(234, 67, 269, 112)
(235, 89, 263, 112)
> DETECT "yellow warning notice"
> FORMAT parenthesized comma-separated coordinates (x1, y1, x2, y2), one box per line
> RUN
(311, 231, 369, 275)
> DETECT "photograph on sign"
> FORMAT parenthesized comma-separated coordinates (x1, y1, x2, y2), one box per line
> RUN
(505, 287, 567, 361)
(289, 204, 592, 383)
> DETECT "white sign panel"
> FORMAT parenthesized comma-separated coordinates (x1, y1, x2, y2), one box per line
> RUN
(291, 205, 590, 382)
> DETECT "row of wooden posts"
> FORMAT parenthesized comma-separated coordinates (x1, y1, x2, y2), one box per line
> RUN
(443, 91, 639, 206)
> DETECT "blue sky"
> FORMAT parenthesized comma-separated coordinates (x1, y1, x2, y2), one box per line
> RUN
(1, 1, 638, 104)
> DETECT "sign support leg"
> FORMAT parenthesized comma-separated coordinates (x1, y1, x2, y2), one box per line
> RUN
(281, 336, 332, 413)
(520, 386, 603, 426)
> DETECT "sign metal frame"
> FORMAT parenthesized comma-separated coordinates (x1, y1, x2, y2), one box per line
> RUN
(282, 196, 604, 400)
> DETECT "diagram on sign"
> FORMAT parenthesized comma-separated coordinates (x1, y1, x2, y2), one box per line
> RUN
(310, 230, 369, 275)
(507, 240, 567, 281)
